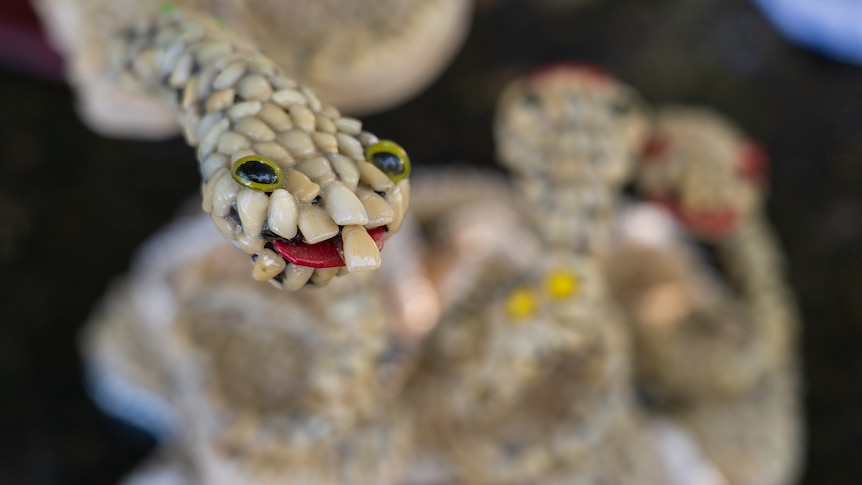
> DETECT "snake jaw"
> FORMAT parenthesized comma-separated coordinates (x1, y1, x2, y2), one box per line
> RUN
(272, 226, 386, 269)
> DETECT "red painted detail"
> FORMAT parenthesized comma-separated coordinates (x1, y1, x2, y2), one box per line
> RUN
(272, 226, 386, 268)
(737, 141, 770, 187)
(650, 193, 740, 240)
(525, 61, 611, 90)
(642, 135, 671, 160)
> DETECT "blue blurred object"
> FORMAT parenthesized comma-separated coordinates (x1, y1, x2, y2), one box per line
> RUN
(752, 0, 862, 65)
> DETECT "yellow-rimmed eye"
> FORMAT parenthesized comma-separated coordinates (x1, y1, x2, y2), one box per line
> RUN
(544, 270, 579, 299)
(365, 140, 410, 183)
(231, 155, 283, 191)
(505, 287, 537, 321)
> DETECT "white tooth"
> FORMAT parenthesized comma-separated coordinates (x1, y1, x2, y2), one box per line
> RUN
(297, 156, 335, 185)
(211, 170, 241, 217)
(298, 206, 339, 244)
(385, 180, 410, 233)
(197, 118, 230, 160)
(283, 169, 320, 203)
(252, 249, 286, 281)
(201, 167, 228, 213)
(236, 188, 269, 236)
(253, 142, 294, 167)
(226, 101, 262, 121)
(336, 133, 364, 160)
(237, 233, 265, 253)
(267, 189, 298, 239)
(310, 267, 339, 285)
(357, 161, 394, 192)
(356, 188, 394, 227)
(212, 61, 246, 90)
(325, 182, 368, 225)
(212, 213, 240, 241)
(217, 131, 251, 155)
(341, 225, 381, 272)
(289, 104, 316, 132)
(327, 153, 359, 190)
(233, 117, 275, 142)
(282, 264, 314, 291)
(201, 153, 229, 182)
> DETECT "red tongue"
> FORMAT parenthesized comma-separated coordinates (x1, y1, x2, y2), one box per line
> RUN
(272, 226, 386, 269)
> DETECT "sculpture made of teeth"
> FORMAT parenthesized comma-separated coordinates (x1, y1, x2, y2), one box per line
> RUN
(111, 7, 411, 290)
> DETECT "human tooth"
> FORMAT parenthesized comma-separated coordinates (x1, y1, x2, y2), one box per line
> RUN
(356, 188, 394, 227)
(357, 161, 394, 192)
(310, 267, 339, 285)
(252, 249, 287, 281)
(283, 169, 320, 203)
(201, 167, 227, 213)
(327, 153, 359, 190)
(298, 206, 339, 244)
(267, 189, 299, 239)
(336, 133, 364, 160)
(236, 188, 269, 236)
(341, 225, 381, 272)
(386, 180, 410, 233)
(282, 264, 314, 291)
(211, 170, 241, 217)
(325, 182, 368, 225)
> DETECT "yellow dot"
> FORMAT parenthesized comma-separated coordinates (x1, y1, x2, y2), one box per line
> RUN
(544, 270, 579, 299)
(505, 287, 537, 320)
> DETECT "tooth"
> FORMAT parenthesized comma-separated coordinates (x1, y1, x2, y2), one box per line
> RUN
(327, 153, 359, 190)
(334, 117, 362, 136)
(236, 188, 269, 236)
(196, 112, 224, 142)
(213, 61, 246, 90)
(310, 267, 339, 285)
(168, 52, 192, 87)
(211, 171, 241, 217)
(237, 74, 273, 101)
(226, 101, 262, 121)
(316, 117, 336, 134)
(385, 180, 410, 233)
(211, 212, 240, 241)
(267, 189, 299, 239)
(283, 169, 320, 203)
(205, 88, 236, 113)
(296, 156, 335, 185)
(289, 105, 316, 132)
(258, 102, 293, 131)
(357, 161, 394, 192)
(282, 263, 314, 291)
(252, 249, 287, 281)
(336, 133, 364, 160)
(271, 88, 308, 108)
(201, 153, 229, 182)
(298, 206, 339, 244)
(253, 142, 294, 167)
(356, 188, 394, 227)
(277, 130, 316, 158)
(201, 167, 228, 213)
(341, 225, 381, 272)
(325, 182, 368, 225)
(197, 118, 230, 160)
(312, 132, 338, 153)
(233, 117, 276, 142)
(217, 131, 251, 155)
(237, 233, 265, 253)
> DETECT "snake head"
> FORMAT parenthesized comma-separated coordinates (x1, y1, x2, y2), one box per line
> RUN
(495, 62, 650, 186)
(200, 103, 410, 290)
(637, 106, 766, 240)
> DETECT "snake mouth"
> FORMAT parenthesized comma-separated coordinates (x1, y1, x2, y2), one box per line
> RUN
(272, 226, 387, 269)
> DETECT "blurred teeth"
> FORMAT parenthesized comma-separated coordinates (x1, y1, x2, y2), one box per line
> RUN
(325, 182, 369, 225)
(252, 249, 287, 281)
(298, 205, 339, 244)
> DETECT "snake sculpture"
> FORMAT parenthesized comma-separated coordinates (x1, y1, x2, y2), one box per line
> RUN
(59, 7, 796, 478)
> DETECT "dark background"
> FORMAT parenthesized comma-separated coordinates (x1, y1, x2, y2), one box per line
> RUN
(1, 0, 862, 483)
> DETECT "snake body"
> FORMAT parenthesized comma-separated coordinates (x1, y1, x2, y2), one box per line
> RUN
(111, 8, 411, 290)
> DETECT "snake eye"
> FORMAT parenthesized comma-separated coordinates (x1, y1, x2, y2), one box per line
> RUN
(365, 140, 411, 183)
(231, 155, 283, 191)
